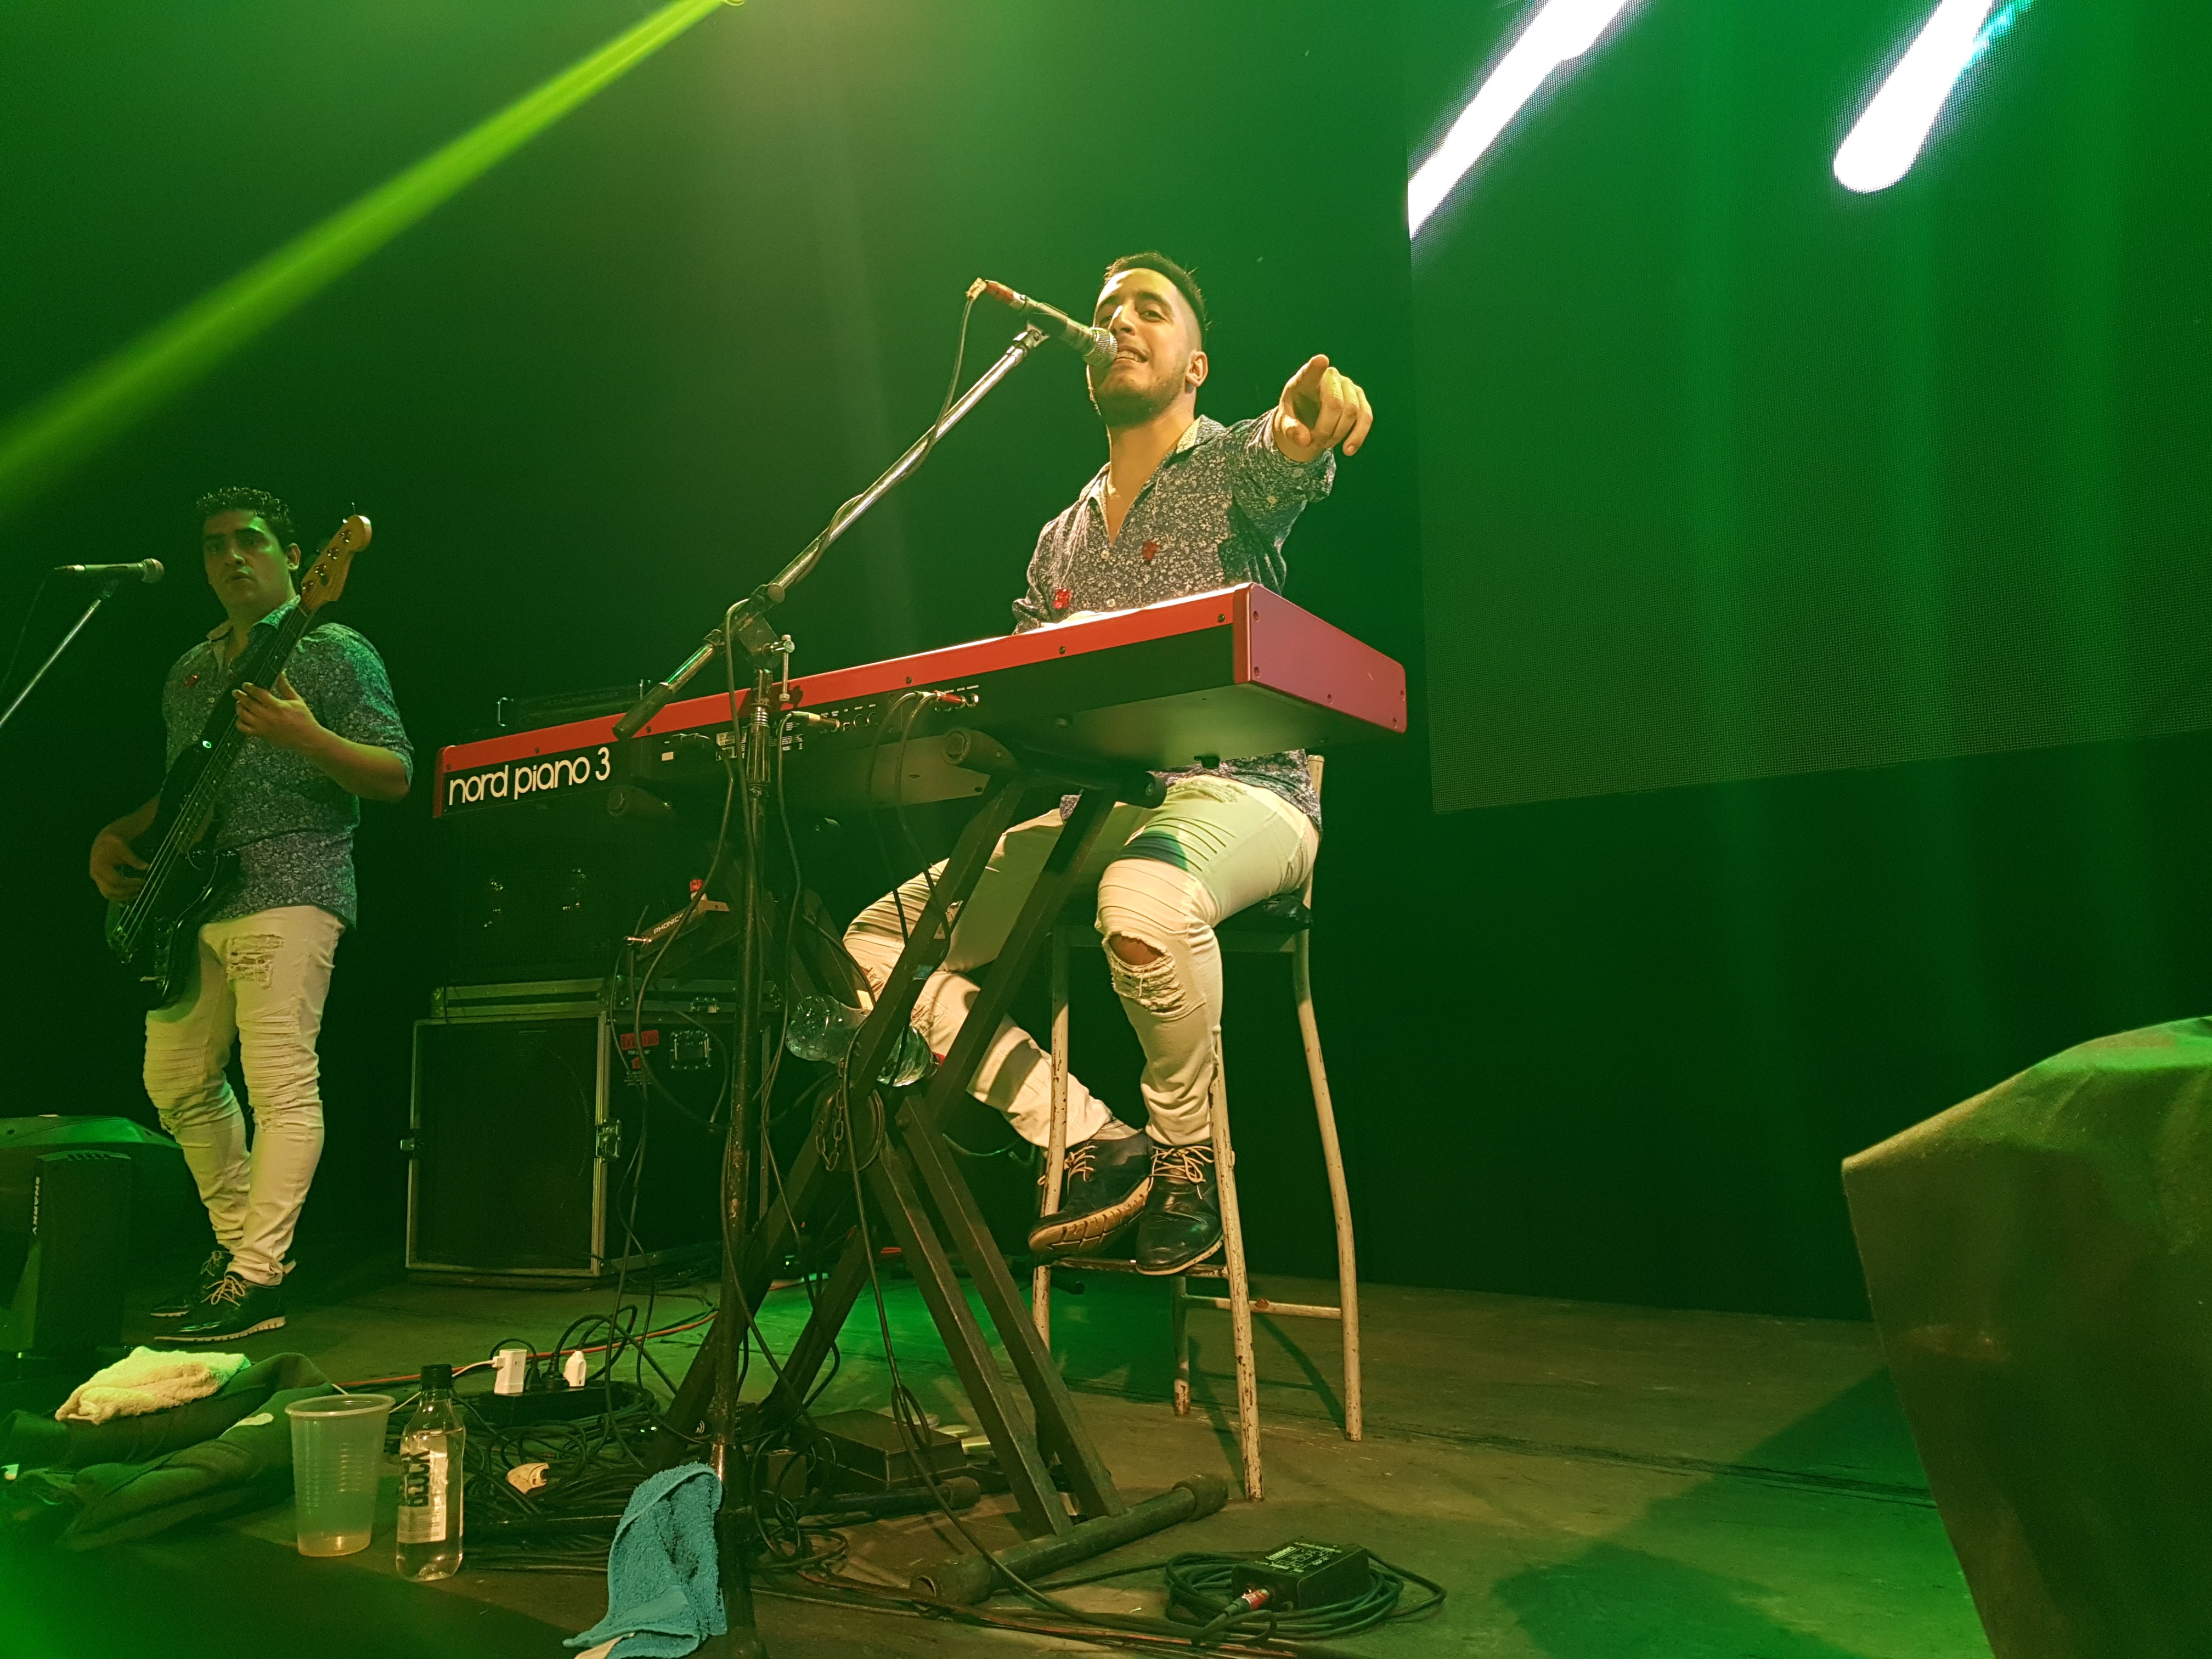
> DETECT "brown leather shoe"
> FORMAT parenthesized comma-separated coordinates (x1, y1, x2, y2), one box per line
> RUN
(1134, 1143, 1222, 1274)
(1027, 1132, 1154, 1256)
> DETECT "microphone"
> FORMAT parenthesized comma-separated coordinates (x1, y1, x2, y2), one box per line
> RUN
(55, 558, 164, 584)
(972, 280, 1117, 370)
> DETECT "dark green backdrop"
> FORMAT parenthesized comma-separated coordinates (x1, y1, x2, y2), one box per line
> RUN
(2, 0, 2204, 1321)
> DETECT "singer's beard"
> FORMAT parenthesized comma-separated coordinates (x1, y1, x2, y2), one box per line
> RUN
(1090, 361, 1182, 430)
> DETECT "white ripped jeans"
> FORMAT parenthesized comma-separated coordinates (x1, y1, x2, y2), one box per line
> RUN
(844, 777, 1317, 1149)
(142, 905, 343, 1286)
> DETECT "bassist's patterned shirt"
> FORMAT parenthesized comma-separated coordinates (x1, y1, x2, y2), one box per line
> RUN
(1012, 413, 1335, 826)
(161, 599, 412, 930)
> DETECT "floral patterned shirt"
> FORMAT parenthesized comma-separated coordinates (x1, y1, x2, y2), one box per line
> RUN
(160, 599, 411, 929)
(1012, 413, 1335, 824)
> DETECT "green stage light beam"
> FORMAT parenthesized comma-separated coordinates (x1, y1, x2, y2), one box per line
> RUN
(0, 0, 736, 521)
(1833, 0, 2029, 193)
(1407, 0, 1639, 237)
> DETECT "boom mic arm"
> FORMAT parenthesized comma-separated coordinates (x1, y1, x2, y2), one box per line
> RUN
(972, 280, 1116, 370)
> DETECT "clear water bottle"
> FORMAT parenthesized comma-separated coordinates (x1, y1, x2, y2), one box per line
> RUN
(396, 1362, 464, 1582)
(784, 995, 935, 1086)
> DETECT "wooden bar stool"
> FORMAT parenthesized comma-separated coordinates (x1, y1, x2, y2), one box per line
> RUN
(1028, 757, 1361, 1502)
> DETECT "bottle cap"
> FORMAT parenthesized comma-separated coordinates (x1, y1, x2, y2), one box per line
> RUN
(420, 1362, 453, 1390)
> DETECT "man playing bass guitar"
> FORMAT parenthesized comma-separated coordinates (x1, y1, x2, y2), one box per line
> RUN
(89, 488, 410, 1344)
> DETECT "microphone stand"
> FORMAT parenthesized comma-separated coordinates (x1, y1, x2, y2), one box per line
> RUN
(614, 322, 1052, 742)
(626, 323, 1051, 1659)
(0, 577, 127, 735)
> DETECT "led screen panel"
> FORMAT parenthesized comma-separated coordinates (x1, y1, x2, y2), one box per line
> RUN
(1407, 0, 2212, 810)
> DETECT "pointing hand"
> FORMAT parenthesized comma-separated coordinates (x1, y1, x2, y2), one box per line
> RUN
(1275, 355, 1374, 462)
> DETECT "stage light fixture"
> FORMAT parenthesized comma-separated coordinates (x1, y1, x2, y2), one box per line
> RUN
(1833, 0, 2029, 194)
(0, 0, 737, 521)
(1407, 0, 1640, 237)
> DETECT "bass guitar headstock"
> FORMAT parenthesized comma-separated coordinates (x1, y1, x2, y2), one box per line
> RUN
(298, 515, 373, 615)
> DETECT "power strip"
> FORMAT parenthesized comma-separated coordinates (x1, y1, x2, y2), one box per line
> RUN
(461, 1376, 651, 1427)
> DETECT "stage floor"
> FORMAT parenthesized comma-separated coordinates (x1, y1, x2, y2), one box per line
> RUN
(5, 1251, 1992, 1658)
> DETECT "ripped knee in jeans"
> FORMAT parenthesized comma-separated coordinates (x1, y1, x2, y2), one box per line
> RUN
(224, 934, 284, 989)
(1106, 934, 1185, 1016)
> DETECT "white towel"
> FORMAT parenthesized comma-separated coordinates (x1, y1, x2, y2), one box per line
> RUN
(55, 1346, 252, 1425)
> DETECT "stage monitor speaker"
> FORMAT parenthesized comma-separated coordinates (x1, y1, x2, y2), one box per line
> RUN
(0, 1116, 190, 1291)
(1844, 1017, 2212, 1659)
(406, 979, 725, 1284)
(0, 1150, 133, 1353)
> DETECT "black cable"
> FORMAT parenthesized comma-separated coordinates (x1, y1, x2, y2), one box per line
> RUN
(794, 1542, 1443, 1652)
(890, 689, 941, 904)
(436, 1104, 1444, 1649)
(0, 570, 58, 700)
(820, 1063, 1444, 1641)
(476, 281, 1019, 1594)
(833, 1081, 1056, 1604)
(757, 1572, 1418, 1659)
(916, 289, 979, 471)
(749, 697, 811, 1164)
(791, 286, 982, 563)
(863, 691, 929, 942)
(1156, 1553, 1442, 1644)
(624, 752, 741, 1135)
(591, 662, 853, 1537)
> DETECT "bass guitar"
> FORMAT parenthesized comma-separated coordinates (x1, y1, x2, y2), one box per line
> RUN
(106, 516, 372, 1007)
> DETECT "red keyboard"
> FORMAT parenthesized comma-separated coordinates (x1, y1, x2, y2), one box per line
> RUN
(434, 585, 1405, 820)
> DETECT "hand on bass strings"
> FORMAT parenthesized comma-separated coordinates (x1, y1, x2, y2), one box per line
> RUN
(233, 671, 321, 753)
(1273, 354, 1374, 464)
(90, 832, 150, 901)
(91, 795, 156, 902)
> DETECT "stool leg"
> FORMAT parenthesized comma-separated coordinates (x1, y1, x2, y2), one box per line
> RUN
(1293, 931, 1361, 1442)
(1207, 1046, 1262, 1501)
(1032, 929, 1073, 1346)
(1170, 1274, 1191, 1415)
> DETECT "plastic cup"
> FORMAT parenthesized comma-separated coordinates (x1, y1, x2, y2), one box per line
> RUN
(285, 1392, 394, 1557)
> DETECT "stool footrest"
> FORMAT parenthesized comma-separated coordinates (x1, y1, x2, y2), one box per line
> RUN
(1052, 1256, 1227, 1280)
(1048, 1261, 1342, 1317)
(1194, 1296, 1341, 1319)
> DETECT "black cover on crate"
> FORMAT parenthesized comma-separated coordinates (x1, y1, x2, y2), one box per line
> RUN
(1843, 1017, 2212, 1659)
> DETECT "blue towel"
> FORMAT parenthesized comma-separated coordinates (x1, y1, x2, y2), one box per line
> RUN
(566, 1463, 726, 1659)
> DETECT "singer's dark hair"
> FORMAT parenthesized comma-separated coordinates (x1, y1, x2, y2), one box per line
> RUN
(1102, 251, 1208, 346)
(195, 487, 297, 551)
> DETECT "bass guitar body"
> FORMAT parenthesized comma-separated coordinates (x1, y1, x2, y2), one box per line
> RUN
(106, 723, 247, 1008)
(105, 835, 238, 1009)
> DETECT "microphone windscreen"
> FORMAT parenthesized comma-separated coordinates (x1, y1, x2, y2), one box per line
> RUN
(142, 558, 165, 584)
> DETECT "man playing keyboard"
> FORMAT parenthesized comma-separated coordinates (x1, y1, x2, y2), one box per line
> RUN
(845, 252, 1373, 1275)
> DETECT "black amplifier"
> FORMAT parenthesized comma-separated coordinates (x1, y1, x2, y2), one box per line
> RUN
(439, 798, 713, 985)
(405, 978, 730, 1284)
